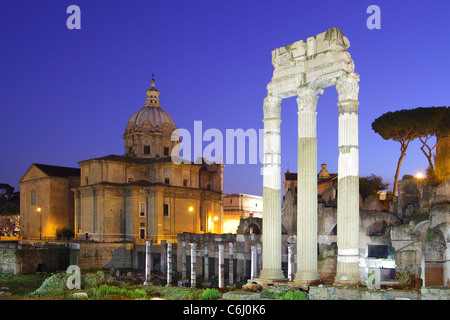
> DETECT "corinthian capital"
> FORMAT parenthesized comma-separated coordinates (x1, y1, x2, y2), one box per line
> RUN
(263, 94, 282, 119)
(336, 72, 360, 101)
(296, 86, 323, 112)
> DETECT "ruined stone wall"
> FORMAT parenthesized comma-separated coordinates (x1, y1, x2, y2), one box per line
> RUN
(0, 242, 18, 274)
(0, 241, 70, 275)
(76, 242, 134, 270)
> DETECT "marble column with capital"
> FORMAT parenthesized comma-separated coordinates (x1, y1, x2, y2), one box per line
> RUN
(259, 94, 285, 281)
(334, 72, 361, 285)
(294, 85, 323, 286)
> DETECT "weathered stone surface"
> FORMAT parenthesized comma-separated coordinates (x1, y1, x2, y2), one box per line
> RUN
(72, 292, 88, 299)
(222, 291, 260, 300)
(364, 195, 384, 212)
(395, 177, 419, 218)
(429, 205, 450, 228)
(322, 182, 337, 207)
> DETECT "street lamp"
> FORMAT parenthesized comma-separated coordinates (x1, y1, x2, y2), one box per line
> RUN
(188, 206, 194, 232)
(36, 207, 42, 240)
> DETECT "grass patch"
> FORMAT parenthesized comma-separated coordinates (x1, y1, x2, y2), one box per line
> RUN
(90, 284, 148, 300)
(144, 285, 203, 300)
(260, 289, 307, 300)
(201, 288, 221, 300)
(0, 272, 49, 297)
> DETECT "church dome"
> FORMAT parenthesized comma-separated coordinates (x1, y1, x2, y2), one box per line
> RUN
(127, 104, 176, 130)
(126, 78, 176, 132)
(123, 77, 177, 158)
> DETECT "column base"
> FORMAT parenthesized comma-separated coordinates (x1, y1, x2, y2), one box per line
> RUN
(245, 277, 287, 289)
(293, 271, 320, 287)
(333, 260, 361, 286)
(258, 268, 285, 282)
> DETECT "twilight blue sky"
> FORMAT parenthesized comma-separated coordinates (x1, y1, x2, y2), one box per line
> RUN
(1, 0, 449, 196)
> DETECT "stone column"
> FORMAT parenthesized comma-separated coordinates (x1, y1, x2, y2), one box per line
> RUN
(161, 240, 167, 277)
(166, 242, 172, 286)
(257, 243, 262, 276)
(144, 240, 151, 285)
(251, 245, 257, 279)
(218, 244, 224, 288)
(294, 85, 323, 286)
(260, 94, 284, 281)
(334, 72, 361, 285)
(190, 243, 197, 288)
(204, 243, 209, 282)
(229, 242, 234, 285)
(288, 244, 294, 281)
(181, 241, 187, 279)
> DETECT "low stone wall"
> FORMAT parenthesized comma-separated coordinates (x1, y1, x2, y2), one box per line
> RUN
(308, 285, 450, 300)
(76, 242, 134, 270)
(0, 241, 70, 275)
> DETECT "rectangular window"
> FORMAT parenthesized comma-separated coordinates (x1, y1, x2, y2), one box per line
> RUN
(164, 178, 170, 184)
(139, 228, 146, 239)
(31, 190, 36, 205)
(139, 202, 146, 217)
(368, 245, 390, 259)
(144, 145, 150, 155)
(163, 203, 170, 218)
(164, 147, 170, 156)
(183, 179, 188, 187)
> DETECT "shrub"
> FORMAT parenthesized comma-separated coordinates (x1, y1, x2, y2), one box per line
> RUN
(395, 268, 413, 287)
(56, 226, 74, 240)
(201, 288, 221, 300)
(260, 289, 307, 300)
(33, 272, 69, 297)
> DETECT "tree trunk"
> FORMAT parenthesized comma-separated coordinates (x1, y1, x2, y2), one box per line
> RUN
(393, 152, 406, 196)
(393, 140, 411, 196)
(419, 135, 436, 176)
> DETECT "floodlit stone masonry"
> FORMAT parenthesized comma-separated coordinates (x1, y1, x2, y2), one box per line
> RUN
(259, 27, 361, 286)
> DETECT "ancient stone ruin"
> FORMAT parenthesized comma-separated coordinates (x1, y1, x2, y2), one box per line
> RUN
(260, 27, 361, 286)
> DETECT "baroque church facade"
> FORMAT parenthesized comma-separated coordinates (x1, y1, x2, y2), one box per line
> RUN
(20, 79, 224, 244)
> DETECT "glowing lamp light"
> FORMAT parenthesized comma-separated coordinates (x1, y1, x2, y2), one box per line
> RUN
(36, 207, 41, 213)
(188, 206, 194, 212)
(213, 216, 218, 221)
(415, 172, 424, 179)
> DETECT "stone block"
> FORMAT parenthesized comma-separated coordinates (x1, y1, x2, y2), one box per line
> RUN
(222, 291, 260, 300)
(308, 285, 336, 300)
(72, 292, 88, 299)
(364, 195, 384, 212)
